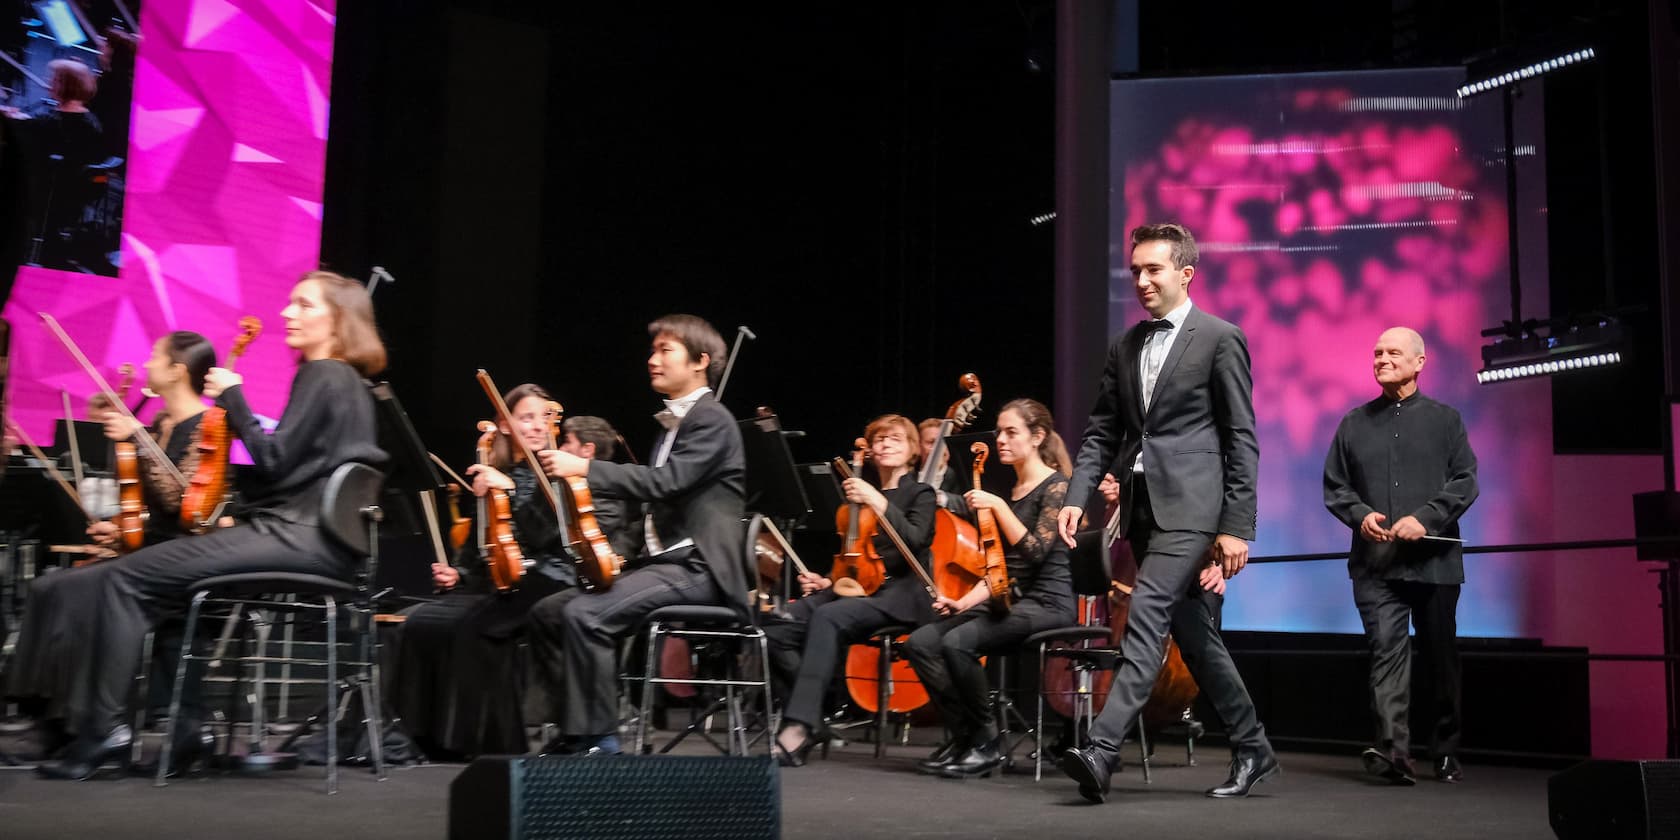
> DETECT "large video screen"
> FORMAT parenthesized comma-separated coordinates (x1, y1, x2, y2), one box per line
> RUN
(4, 0, 338, 446)
(1110, 68, 1549, 636)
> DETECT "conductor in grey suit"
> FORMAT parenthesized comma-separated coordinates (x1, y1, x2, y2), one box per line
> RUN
(1055, 223, 1278, 803)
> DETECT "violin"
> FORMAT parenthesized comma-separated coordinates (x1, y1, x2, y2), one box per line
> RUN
(829, 439, 885, 597)
(111, 364, 144, 552)
(180, 316, 260, 533)
(475, 421, 527, 594)
(969, 442, 1012, 612)
(922, 374, 984, 600)
(474, 370, 623, 591)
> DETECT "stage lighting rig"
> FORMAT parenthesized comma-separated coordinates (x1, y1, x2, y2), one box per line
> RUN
(1476, 315, 1628, 385)
(1456, 47, 1596, 99)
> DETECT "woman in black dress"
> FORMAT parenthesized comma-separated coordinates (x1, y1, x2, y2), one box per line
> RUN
(38, 270, 388, 780)
(3, 331, 217, 756)
(391, 392, 637, 759)
(770, 413, 938, 766)
(904, 398, 1076, 778)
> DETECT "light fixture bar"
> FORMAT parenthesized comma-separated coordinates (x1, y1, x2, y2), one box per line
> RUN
(1456, 47, 1596, 99)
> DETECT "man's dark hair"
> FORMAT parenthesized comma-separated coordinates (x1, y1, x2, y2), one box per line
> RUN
(1130, 222, 1199, 270)
(563, 415, 618, 461)
(648, 314, 726, 386)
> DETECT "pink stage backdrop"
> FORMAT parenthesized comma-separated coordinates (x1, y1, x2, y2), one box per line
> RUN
(4, 0, 337, 440)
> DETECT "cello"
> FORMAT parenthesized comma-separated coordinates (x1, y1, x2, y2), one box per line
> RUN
(180, 317, 261, 533)
(830, 440, 943, 716)
(920, 374, 985, 601)
(474, 421, 527, 593)
(968, 443, 1012, 612)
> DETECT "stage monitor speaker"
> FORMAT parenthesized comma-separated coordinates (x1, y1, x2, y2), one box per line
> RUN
(449, 754, 779, 840)
(1549, 759, 1680, 839)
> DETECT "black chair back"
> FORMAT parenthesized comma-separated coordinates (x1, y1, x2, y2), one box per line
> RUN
(319, 462, 384, 557)
(1068, 530, 1113, 598)
(742, 514, 766, 625)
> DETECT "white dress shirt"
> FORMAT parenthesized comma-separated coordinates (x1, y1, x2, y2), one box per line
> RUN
(644, 386, 712, 555)
(1134, 297, 1192, 473)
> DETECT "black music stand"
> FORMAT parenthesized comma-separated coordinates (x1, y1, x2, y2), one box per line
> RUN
(737, 413, 812, 607)
(0, 455, 88, 544)
(369, 382, 447, 601)
(48, 419, 110, 471)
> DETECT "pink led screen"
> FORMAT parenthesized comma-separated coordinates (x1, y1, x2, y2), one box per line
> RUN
(5, 0, 337, 443)
(1110, 69, 1549, 636)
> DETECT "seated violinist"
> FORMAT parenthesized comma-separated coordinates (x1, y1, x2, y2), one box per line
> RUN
(918, 417, 970, 516)
(2, 331, 220, 762)
(903, 398, 1075, 778)
(390, 391, 639, 759)
(770, 414, 938, 766)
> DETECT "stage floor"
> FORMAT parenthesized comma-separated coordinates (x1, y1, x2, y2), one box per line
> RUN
(0, 739, 1554, 839)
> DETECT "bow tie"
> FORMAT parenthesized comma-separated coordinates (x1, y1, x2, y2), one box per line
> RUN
(653, 409, 681, 431)
(1143, 319, 1174, 335)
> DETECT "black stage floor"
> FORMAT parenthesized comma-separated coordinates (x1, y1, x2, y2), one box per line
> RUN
(0, 739, 1555, 840)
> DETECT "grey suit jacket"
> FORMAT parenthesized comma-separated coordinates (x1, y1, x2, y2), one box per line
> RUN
(1067, 305, 1259, 540)
(585, 395, 751, 618)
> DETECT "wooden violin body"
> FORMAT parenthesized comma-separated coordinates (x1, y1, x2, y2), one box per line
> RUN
(475, 421, 527, 594)
(969, 443, 1012, 611)
(180, 317, 260, 533)
(543, 399, 623, 592)
(114, 442, 144, 551)
(829, 441, 887, 597)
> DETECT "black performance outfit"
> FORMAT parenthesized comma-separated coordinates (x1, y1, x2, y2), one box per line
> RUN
(771, 480, 938, 732)
(391, 463, 639, 758)
(1323, 391, 1479, 763)
(1064, 303, 1273, 790)
(526, 391, 747, 742)
(905, 472, 1073, 748)
(63, 360, 384, 739)
(4, 412, 205, 725)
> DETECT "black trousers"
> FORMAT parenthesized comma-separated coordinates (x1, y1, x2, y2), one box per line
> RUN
(526, 553, 721, 737)
(390, 573, 565, 757)
(72, 517, 356, 734)
(1087, 483, 1269, 756)
(904, 597, 1070, 741)
(1352, 577, 1462, 758)
(772, 587, 926, 731)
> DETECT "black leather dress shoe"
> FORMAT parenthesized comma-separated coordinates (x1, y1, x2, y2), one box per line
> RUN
(135, 723, 215, 778)
(1057, 746, 1117, 804)
(35, 725, 133, 781)
(1207, 749, 1280, 798)
(939, 739, 1004, 779)
(917, 737, 967, 774)
(1360, 747, 1416, 785)
(1434, 755, 1463, 782)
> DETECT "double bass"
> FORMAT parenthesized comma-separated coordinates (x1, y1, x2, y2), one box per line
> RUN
(921, 374, 985, 601)
(180, 317, 261, 533)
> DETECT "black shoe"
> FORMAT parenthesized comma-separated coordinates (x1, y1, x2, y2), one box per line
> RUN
(938, 739, 1004, 779)
(916, 736, 968, 774)
(134, 722, 214, 778)
(1207, 749, 1280, 798)
(773, 731, 822, 768)
(34, 725, 134, 781)
(1434, 755, 1463, 783)
(1057, 746, 1116, 804)
(1361, 747, 1416, 786)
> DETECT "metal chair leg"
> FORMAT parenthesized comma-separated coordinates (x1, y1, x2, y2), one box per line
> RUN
(757, 633, 775, 758)
(324, 594, 337, 795)
(132, 630, 154, 765)
(1034, 642, 1046, 781)
(873, 634, 891, 759)
(361, 607, 386, 780)
(1138, 720, 1152, 784)
(157, 591, 208, 787)
(636, 624, 661, 755)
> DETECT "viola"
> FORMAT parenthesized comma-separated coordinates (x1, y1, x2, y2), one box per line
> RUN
(181, 316, 260, 533)
(922, 373, 984, 600)
(475, 421, 527, 594)
(543, 399, 623, 592)
(969, 442, 1012, 612)
(108, 363, 145, 552)
(829, 439, 885, 597)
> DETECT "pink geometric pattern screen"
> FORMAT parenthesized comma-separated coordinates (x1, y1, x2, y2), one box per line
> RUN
(4, 0, 337, 440)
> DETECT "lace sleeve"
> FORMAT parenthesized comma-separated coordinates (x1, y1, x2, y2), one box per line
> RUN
(1010, 476, 1068, 570)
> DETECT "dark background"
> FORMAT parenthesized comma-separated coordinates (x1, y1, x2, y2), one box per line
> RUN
(319, 0, 1664, 479)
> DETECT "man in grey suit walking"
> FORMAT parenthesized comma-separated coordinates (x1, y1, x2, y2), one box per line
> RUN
(1055, 223, 1278, 803)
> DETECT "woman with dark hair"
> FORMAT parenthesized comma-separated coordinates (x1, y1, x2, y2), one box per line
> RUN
(903, 398, 1077, 778)
(769, 413, 938, 766)
(3, 330, 217, 759)
(390, 386, 638, 759)
(37, 271, 389, 780)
